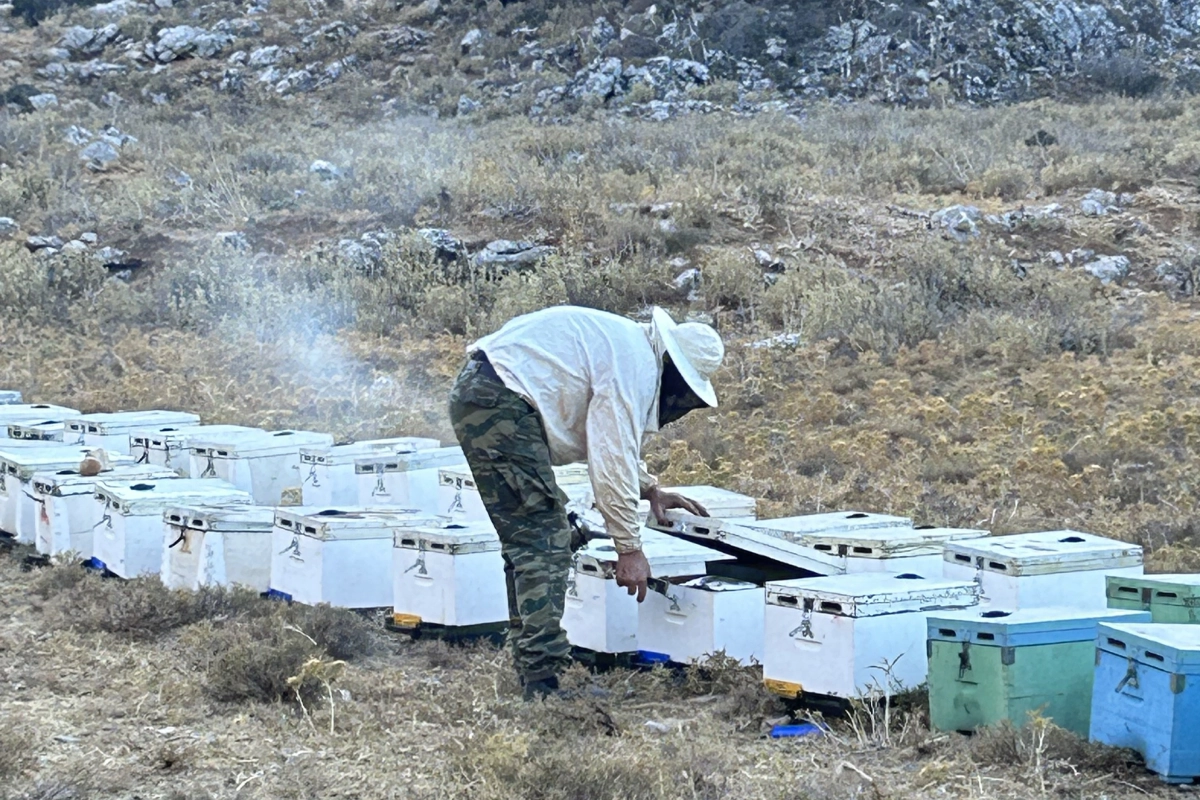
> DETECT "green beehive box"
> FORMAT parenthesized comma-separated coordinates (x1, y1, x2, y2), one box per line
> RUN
(927, 607, 1151, 736)
(1106, 574, 1200, 623)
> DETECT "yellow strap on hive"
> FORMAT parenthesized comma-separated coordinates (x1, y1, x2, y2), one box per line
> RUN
(764, 678, 803, 699)
(392, 613, 421, 629)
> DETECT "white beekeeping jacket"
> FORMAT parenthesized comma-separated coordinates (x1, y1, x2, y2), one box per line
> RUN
(468, 305, 662, 553)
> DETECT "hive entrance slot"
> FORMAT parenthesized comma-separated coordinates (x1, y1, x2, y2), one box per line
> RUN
(977, 632, 996, 641)
(1058, 536, 1085, 543)
(55, 470, 73, 475)
(845, 513, 868, 519)
(1146, 651, 1165, 662)
(1157, 591, 1179, 599)
(819, 601, 843, 614)
(914, 524, 934, 530)
(895, 573, 923, 580)
(938, 628, 957, 637)
(129, 484, 155, 491)
(777, 595, 798, 606)
(430, 543, 446, 551)
(954, 554, 972, 563)
(400, 538, 416, 547)
(981, 610, 1011, 618)
(988, 561, 1008, 571)
(853, 546, 873, 554)
(1116, 586, 1138, 594)
(32, 405, 50, 409)
(1106, 637, 1126, 649)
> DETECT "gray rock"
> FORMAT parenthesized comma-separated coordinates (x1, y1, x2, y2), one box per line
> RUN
(86, 0, 135, 20)
(460, 28, 482, 54)
(473, 239, 555, 269)
(80, 140, 120, 170)
(60, 24, 120, 56)
(932, 204, 982, 240)
(575, 56, 623, 99)
(149, 26, 234, 63)
(62, 240, 89, 254)
(417, 228, 462, 260)
(79, 232, 98, 244)
(590, 17, 616, 49)
(94, 246, 127, 263)
(25, 235, 64, 251)
(214, 18, 263, 37)
(248, 45, 282, 67)
(43, 47, 71, 62)
(0, 217, 18, 238)
(1080, 188, 1122, 216)
(65, 126, 93, 146)
(1083, 254, 1130, 284)
(36, 63, 66, 79)
(309, 159, 343, 180)
(753, 248, 785, 272)
(216, 231, 249, 250)
(672, 267, 700, 290)
(456, 95, 480, 115)
(28, 93, 57, 110)
(275, 69, 315, 94)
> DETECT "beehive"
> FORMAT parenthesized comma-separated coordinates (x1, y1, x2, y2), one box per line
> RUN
(1090, 623, 1200, 783)
(65, 411, 201, 453)
(926, 606, 1151, 736)
(7, 419, 72, 442)
(1106, 574, 1200, 623)
(32, 465, 178, 559)
(0, 444, 126, 542)
(942, 530, 1144, 609)
(436, 462, 594, 524)
(562, 529, 733, 655)
(391, 521, 507, 630)
(91, 479, 251, 578)
(130, 424, 263, 476)
(300, 437, 441, 507)
(353, 447, 466, 512)
(0, 404, 80, 437)
(797, 525, 988, 575)
(763, 572, 979, 700)
(188, 430, 334, 505)
(161, 505, 277, 592)
(637, 574, 765, 666)
(269, 507, 434, 608)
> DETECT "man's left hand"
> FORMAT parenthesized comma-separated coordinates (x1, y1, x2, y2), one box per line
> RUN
(645, 486, 709, 526)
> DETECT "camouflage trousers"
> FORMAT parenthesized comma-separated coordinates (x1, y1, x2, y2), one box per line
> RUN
(448, 355, 584, 684)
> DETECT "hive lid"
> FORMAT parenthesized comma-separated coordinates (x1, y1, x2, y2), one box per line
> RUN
(943, 530, 1143, 575)
(1106, 573, 1200, 608)
(653, 513, 845, 574)
(660, 485, 757, 518)
(0, 404, 81, 427)
(1097, 622, 1200, 673)
(275, 507, 438, 540)
(191, 430, 335, 459)
(677, 575, 759, 592)
(574, 528, 733, 577)
(353, 446, 466, 474)
(33, 465, 178, 496)
(300, 437, 441, 467)
(393, 521, 499, 551)
(741, 512, 912, 543)
(94, 478, 251, 514)
(7, 419, 71, 440)
(800, 525, 987, 559)
(766, 573, 979, 617)
(0, 390, 22, 405)
(927, 606, 1152, 647)
(133, 424, 262, 448)
(1, 445, 131, 480)
(163, 504, 277, 532)
(67, 411, 201, 437)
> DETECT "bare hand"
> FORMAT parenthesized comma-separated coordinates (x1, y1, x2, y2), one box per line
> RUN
(615, 550, 652, 602)
(645, 486, 709, 526)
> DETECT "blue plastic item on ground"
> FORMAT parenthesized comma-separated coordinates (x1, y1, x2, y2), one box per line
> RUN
(769, 723, 824, 738)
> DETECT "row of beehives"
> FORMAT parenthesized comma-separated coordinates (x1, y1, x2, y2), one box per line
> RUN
(0, 399, 1196, 783)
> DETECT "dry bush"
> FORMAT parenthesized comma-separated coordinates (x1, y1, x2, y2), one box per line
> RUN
(29, 561, 90, 599)
(0, 721, 33, 780)
(283, 603, 381, 660)
(971, 716, 1134, 776)
(188, 617, 322, 703)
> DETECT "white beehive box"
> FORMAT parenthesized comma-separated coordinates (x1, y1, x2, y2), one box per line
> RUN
(0, 444, 123, 541)
(91, 479, 251, 578)
(270, 507, 435, 608)
(652, 513, 861, 575)
(796, 524, 989, 575)
(65, 411, 202, 453)
(301, 437, 441, 507)
(8, 418, 73, 442)
(131, 424, 263, 476)
(763, 572, 980, 700)
(638, 574, 765, 665)
(0, 404, 80, 437)
(161, 505, 277, 592)
(188, 430, 335, 505)
(942, 530, 1144, 610)
(354, 446, 466, 512)
(391, 521, 507, 629)
(0, 390, 22, 405)
(562, 528, 735, 655)
(437, 462, 594, 524)
(33, 465, 178, 559)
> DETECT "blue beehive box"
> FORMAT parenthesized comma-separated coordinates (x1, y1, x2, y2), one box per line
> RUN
(1090, 623, 1200, 783)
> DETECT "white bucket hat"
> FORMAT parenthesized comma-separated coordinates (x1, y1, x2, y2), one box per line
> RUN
(651, 307, 724, 408)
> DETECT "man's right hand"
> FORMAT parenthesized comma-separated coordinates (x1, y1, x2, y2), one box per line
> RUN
(615, 549, 652, 602)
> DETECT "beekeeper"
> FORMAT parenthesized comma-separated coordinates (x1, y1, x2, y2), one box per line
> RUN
(448, 305, 724, 699)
